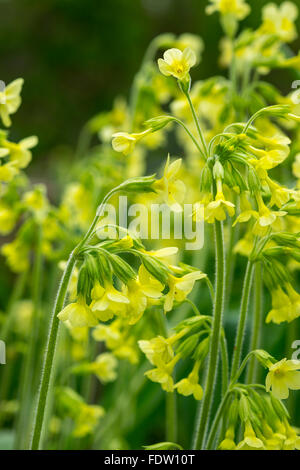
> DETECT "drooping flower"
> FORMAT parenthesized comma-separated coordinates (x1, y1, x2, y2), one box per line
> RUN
(2, 238, 29, 273)
(90, 281, 129, 322)
(0, 203, 17, 235)
(122, 265, 164, 324)
(145, 356, 180, 392)
(1, 136, 38, 169)
(164, 271, 206, 313)
(153, 156, 186, 212)
(266, 287, 293, 324)
(86, 353, 118, 383)
(73, 403, 105, 438)
(174, 361, 203, 400)
(266, 358, 300, 399)
(205, 181, 235, 223)
(218, 426, 236, 450)
(112, 130, 150, 155)
(158, 48, 196, 81)
(236, 421, 265, 450)
(58, 296, 98, 328)
(138, 336, 174, 367)
(0, 78, 24, 127)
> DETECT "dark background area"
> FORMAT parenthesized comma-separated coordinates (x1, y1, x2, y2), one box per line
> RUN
(1, 0, 299, 176)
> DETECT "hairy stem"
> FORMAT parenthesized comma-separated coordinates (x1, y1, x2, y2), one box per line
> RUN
(192, 220, 226, 449)
(29, 252, 77, 450)
(231, 261, 254, 379)
(246, 263, 263, 384)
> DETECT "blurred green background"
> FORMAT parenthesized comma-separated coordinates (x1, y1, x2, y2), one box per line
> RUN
(1, 0, 299, 172)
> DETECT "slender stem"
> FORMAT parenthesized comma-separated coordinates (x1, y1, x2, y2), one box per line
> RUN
(205, 277, 215, 304)
(192, 220, 226, 449)
(15, 224, 43, 449)
(220, 332, 229, 397)
(173, 118, 205, 157)
(29, 252, 77, 450)
(230, 260, 254, 379)
(246, 263, 263, 384)
(184, 90, 208, 157)
(206, 392, 231, 450)
(230, 351, 254, 385)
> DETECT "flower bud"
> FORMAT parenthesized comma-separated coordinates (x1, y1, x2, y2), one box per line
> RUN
(252, 349, 275, 368)
(107, 253, 136, 283)
(117, 175, 157, 193)
(213, 160, 224, 180)
(144, 115, 175, 132)
(200, 164, 213, 193)
(140, 253, 169, 284)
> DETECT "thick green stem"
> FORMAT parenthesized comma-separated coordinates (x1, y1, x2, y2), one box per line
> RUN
(246, 263, 263, 384)
(231, 261, 254, 379)
(29, 252, 77, 450)
(192, 220, 226, 449)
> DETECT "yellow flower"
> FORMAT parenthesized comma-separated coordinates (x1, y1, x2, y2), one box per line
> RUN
(0, 78, 24, 127)
(251, 194, 287, 236)
(122, 265, 164, 324)
(249, 145, 289, 170)
(58, 297, 98, 328)
(2, 136, 38, 169)
(0, 203, 17, 235)
(158, 48, 196, 81)
(112, 129, 150, 155)
(0, 162, 18, 182)
(206, 0, 250, 20)
(206, 185, 235, 223)
(22, 186, 48, 215)
(218, 426, 236, 450)
(260, 2, 298, 43)
(153, 156, 186, 212)
(93, 321, 122, 349)
(2, 239, 29, 272)
(73, 403, 104, 438)
(266, 358, 300, 399)
(267, 178, 291, 208)
(145, 356, 180, 392)
(282, 420, 300, 450)
(236, 421, 265, 450)
(266, 287, 293, 324)
(164, 271, 206, 313)
(88, 353, 118, 383)
(138, 336, 174, 367)
(90, 281, 129, 322)
(174, 362, 203, 400)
